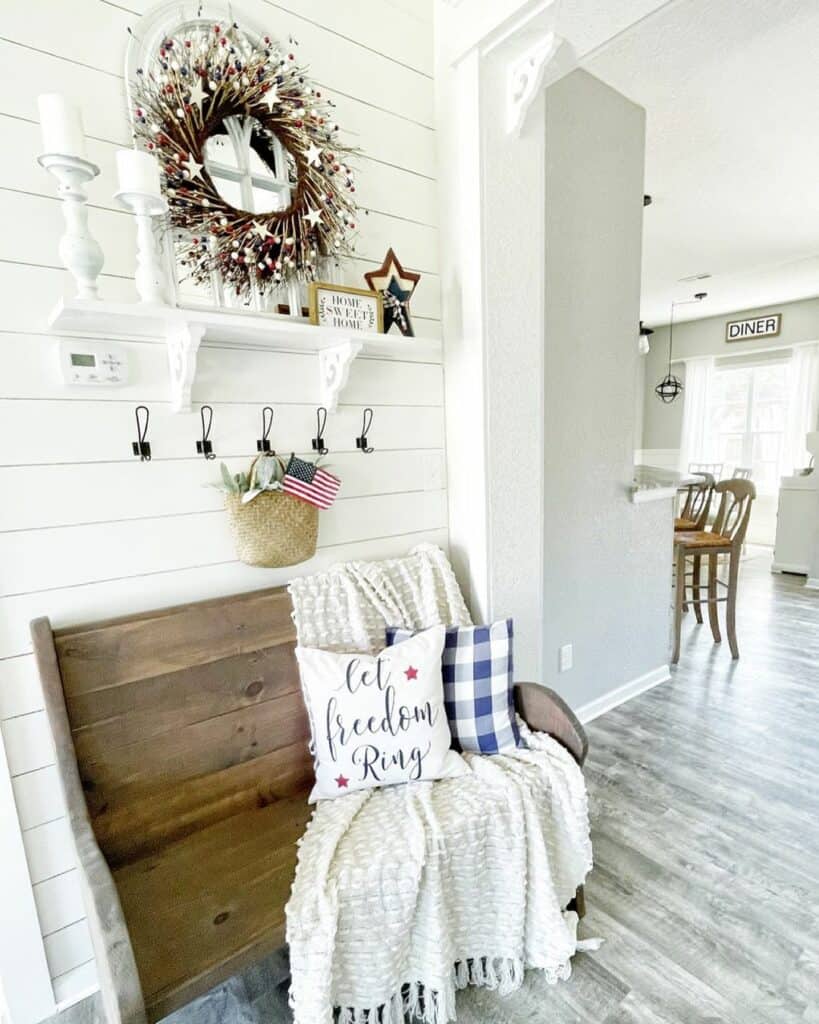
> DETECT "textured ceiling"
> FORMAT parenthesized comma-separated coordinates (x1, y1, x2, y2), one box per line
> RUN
(584, 0, 819, 325)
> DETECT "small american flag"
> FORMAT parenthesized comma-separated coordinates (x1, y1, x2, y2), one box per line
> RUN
(282, 456, 340, 510)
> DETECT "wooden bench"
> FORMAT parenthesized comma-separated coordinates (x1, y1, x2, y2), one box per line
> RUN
(32, 586, 588, 1024)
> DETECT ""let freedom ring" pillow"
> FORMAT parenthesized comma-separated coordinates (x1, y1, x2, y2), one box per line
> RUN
(295, 626, 468, 801)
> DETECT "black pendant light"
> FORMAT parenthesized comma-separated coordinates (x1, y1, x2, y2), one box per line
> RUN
(655, 292, 706, 403)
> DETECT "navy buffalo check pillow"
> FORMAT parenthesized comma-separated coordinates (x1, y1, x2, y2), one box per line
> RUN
(385, 620, 521, 754)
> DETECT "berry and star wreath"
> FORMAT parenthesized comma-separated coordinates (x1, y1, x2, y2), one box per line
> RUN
(130, 19, 358, 301)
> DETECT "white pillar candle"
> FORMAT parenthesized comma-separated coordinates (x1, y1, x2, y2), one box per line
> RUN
(38, 94, 87, 159)
(116, 149, 163, 198)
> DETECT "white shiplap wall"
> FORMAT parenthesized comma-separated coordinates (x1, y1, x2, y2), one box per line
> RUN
(0, 2, 439, 1020)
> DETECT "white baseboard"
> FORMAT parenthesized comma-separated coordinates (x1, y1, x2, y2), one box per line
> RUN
(575, 664, 671, 725)
(771, 561, 808, 575)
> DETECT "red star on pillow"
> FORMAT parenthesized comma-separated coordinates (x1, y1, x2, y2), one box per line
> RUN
(335, 774, 349, 789)
(404, 665, 418, 680)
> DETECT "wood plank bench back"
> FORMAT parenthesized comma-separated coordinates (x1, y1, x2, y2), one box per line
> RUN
(32, 585, 315, 1021)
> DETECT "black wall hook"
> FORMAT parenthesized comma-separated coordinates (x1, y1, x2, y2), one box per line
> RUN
(356, 407, 374, 453)
(196, 404, 215, 459)
(132, 405, 151, 461)
(312, 406, 328, 455)
(257, 406, 275, 453)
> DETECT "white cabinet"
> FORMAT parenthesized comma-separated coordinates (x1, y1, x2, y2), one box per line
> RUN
(773, 473, 818, 574)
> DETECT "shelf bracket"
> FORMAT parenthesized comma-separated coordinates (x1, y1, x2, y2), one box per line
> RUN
(166, 320, 205, 413)
(318, 339, 363, 411)
(507, 31, 562, 136)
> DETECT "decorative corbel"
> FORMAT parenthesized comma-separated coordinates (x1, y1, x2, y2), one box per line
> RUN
(507, 31, 562, 136)
(166, 320, 205, 413)
(318, 339, 363, 412)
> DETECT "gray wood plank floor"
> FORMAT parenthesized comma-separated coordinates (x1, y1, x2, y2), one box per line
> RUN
(522, 551, 819, 1024)
(63, 552, 819, 1024)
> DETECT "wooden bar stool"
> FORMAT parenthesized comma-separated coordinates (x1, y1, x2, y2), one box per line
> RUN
(688, 461, 723, 479)
(675, 473, 714, 617)
(675, 472, 715, 532)
(672, 479, 756, 664)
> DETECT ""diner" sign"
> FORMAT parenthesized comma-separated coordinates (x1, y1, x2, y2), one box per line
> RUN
(725, 313, 781, 342)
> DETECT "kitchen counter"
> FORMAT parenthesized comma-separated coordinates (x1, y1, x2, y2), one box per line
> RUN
(631, 464, 697, 504)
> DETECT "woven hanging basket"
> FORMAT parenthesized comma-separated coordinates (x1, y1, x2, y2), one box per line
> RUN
(225, 458, 318, 568)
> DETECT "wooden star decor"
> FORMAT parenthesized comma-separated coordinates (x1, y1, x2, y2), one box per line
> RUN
(364, 248, 420, 336)
(383, 277, 414, 337)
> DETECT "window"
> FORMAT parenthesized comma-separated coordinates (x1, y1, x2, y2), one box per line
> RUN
(707, 358, 791, 493)
(203, 115, 294, 216)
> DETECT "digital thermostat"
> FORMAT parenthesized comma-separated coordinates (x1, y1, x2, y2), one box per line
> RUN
(59, 340, 129, 386)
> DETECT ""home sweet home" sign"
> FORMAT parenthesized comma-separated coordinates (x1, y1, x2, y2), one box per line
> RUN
(308, 282, 384, 333)
(725, 313, 781, 342)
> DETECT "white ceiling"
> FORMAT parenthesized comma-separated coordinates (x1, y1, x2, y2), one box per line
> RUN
(583, 0, 819, 325)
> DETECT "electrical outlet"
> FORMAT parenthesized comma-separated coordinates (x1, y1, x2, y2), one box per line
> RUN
(559, 643, 573, 672)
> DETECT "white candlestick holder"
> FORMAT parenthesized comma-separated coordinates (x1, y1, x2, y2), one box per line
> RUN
(115, 191, 169, 305)
(38, 153, 104, 301)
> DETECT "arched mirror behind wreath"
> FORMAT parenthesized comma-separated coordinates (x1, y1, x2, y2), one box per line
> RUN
(125, 0, 358, 316)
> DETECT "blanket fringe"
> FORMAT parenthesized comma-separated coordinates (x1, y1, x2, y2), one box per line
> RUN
(336, 975, 460, 1024)
(454, 956, 525, 997)
(337, 958, 528, 1024)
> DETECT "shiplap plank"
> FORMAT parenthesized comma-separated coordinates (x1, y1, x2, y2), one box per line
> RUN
(52, 958, 98, 1007)
(0, 191, 134, 280)
(1, 115, 126, 215)
(0, 528, 448, 659)
(3, 0, 132, 78)
(11, 765, 65, 831)
(355, 210, 439, 274)
(0, 725, 56, 1023)
(22, 818, 77, 885)
(0, 400, 445, 466)
(0, 332, 443, 403)
(0, 39, 129, 145)
(0, 450, 445, 531)
(0, 263, 138, 333)
(2, 712, 55, 776)
(263, 0, 433, 75)
(3, 0, 433, 126)
(0, 189, 439, 286)
(43, 919, 95, 982)
(352, 158, 436, 225)
(0, 42, 435, 177)
(1, 113, 437, 226)
(0, 654, 43, 720)
(32, 870, 85, 937)
(0, 489, 447, 596)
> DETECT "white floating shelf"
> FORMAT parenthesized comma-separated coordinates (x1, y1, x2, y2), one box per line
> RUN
(48, 298, 442, 413)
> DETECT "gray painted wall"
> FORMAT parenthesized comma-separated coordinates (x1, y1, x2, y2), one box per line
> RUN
(642, 296, 819, 451)
(541, 70, 672, 711)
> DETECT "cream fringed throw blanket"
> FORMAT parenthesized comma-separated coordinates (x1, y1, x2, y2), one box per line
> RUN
(286, 545, 593, 1024)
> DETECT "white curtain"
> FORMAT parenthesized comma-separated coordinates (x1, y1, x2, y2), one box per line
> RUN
(784, 342, 819, 474)
(679, 356, 715, 471)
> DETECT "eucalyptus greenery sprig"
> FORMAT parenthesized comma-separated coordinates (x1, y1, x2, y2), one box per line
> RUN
(214, 455, 284, 504)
